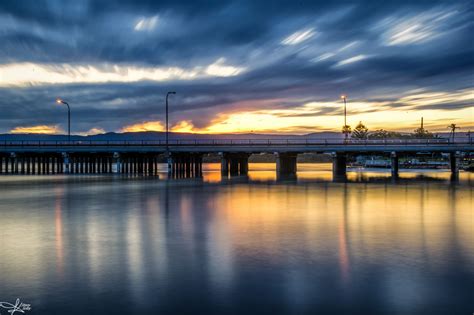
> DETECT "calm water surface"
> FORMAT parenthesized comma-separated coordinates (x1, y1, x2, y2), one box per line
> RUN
(0, 164, 473, 315)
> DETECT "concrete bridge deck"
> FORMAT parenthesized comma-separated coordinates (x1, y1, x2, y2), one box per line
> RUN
(0, 139, 472, 153)
(0, 139, 472, 178)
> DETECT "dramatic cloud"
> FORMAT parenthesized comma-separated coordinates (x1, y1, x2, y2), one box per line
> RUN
(0, 59, 245, 87)
(0, 0, 472, 134)
(10, 125, 63, 134)
(121, 121, 165, 132)
(281, 28, 316, 45)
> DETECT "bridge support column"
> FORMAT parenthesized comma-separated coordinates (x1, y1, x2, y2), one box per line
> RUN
(46, 156, 50, 174)
(19, 157, 24, 174)
(450, 152, 461, 176)
(220, 153, 229, 177)
(10, 153, 17, 174)
(185, 157, 191, 177)
(221, 153, 249, 177)
(63, 153, 70, 174)
(194, 155, 203, 177)
(167, 153, 173, 176)
(239, 157, 249, 175)
(31, 157, 36, 174)
(332, 152, 347, 180)
(230, 158, 239, 176)
(391, 151, 399, 179)
(276, 152, 298, 178)
(14, 155, 19, 174)
(148, 157, 154, 175)
(113, 153, 121, 173)
(168, 153, 203, 179)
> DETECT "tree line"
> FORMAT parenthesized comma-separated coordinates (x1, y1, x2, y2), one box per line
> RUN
(346, 122, 461, 140)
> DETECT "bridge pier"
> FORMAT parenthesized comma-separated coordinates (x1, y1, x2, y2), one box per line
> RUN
(194, 155, 203, 177)
(113, 153, 121, 173)
(239, 157, 249, 175)
(449, 151, 461, 176)
(220, 153, 229, 176)
(63, 153, 70, 174)
(275, 152, 298, 178)
(169, 153, 203, 178)
(229, 158, 239, 175)
(221, 153, 249, 177)
(391, 151, 399, 178)
(332, 152, 347, 180)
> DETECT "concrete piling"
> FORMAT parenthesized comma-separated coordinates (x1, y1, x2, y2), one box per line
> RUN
(332, 152, 347, 180)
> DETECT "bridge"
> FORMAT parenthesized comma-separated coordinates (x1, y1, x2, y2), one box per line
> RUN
(0, 138, 472, 179)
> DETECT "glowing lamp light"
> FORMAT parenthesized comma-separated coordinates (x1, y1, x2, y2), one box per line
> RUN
(340, 95, 347, 99)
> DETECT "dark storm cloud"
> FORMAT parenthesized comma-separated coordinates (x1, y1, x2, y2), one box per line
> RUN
(0, 0, 472, 133)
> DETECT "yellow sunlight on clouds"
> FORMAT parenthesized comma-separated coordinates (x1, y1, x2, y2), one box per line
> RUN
(0, 60, 246, 87)
(10, 125, 63, 134)
(171, 121, 198, 133)
(121, 121, 165, 132)
(121, 120, 201, 133)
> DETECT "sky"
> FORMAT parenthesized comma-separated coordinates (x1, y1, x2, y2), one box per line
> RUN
(0, 0, 472, 135)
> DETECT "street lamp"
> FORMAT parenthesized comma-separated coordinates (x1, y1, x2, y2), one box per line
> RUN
(56, 98, 71, 142)
(166, 92, 176, 174)
(340, 95, 350, 140)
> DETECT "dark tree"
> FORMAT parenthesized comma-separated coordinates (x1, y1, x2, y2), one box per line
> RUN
(351, 121, 369, 139)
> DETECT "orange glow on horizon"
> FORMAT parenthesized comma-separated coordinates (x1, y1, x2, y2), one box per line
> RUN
(8, 88, 473, 135)
(120, 121, 165, 132)
(10, 125, 63, 134)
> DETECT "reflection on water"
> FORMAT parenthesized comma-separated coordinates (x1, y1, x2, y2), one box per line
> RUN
(0, 164, 472, 314)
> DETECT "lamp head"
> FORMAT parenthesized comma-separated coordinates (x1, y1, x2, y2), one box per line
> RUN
(56, 98, 68, 105)
(168, 91, 176, 95)
(340, 95, 347, 100)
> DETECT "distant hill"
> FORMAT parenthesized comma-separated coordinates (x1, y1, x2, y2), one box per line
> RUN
(0, 131, 462, 141)
(0, 131, 344, 141)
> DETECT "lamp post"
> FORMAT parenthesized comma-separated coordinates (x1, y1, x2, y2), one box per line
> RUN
(56, 98, 71, 142)
(166, 91, 176, 175)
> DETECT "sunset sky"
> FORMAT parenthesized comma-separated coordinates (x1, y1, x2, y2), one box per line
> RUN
(0, 0, 472, 135)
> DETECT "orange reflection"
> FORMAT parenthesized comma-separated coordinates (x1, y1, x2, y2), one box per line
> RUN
(202, 163, 222, 183)
(55, 192, 64, 276)
(338, 207, 350, 284)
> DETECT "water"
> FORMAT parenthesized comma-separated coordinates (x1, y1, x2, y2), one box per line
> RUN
(0, 164, 473, 315)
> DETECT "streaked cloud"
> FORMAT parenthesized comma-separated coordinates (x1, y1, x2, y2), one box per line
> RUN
(281, 28, 316, 45)
(134, 15, 159, 31)
(338, 41, 359, 52)
(312, 53, 335, 62)
(10, 125, 63, 134)
(205, 58, 245, 77)
(335, 55, 369, 67)
(389, 88, 474, 110)
(380, 9, 458, 46)
(0, 59, 245, 87)
(0, 1, 471, 134)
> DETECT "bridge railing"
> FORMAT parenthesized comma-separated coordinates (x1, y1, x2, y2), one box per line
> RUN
(0, 138, 471, 147)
